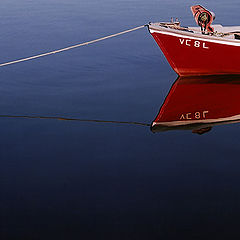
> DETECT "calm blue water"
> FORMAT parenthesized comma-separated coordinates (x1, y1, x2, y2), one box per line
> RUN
(1, 0, 240, 239)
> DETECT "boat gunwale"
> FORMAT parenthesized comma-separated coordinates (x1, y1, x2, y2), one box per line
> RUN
(148, 24, 240, 45)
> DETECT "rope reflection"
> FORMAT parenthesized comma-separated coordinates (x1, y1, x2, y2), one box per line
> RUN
(0, 114, 150, 127)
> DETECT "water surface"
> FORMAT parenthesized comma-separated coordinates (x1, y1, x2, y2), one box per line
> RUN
(1, 0, 240, 239)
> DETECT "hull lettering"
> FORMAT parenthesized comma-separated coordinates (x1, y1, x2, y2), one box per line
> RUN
(179, 38, 209, 49)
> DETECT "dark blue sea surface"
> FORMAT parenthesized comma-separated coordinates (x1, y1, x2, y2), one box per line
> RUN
(1, 0, 240, 239)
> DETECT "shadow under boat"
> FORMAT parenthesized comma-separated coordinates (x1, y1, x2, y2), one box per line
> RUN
(151, 75, 240, 134)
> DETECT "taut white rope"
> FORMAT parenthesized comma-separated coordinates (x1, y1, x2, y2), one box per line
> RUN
(0, 25, 145, 67)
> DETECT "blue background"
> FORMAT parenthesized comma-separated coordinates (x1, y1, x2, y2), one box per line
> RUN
(1, 1, 240, 239)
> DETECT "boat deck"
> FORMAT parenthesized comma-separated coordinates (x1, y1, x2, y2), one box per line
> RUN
(149, 22, 240, 40)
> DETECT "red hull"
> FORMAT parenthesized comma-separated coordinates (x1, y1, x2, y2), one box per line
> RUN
(150, 29, 240, 76)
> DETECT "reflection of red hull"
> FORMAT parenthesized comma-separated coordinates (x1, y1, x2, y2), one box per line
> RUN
(149, 26, 240, 76)
(151, 75, 240, 133)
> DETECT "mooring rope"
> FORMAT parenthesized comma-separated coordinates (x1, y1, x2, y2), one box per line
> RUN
(0, 25, 145, 67)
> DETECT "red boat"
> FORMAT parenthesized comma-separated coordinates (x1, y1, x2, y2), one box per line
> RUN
(148, 5, 240, 76)
(151, 75, 240, 134)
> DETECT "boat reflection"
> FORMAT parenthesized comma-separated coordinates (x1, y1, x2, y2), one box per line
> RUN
(151, 75, 240, 134)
